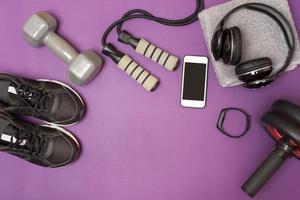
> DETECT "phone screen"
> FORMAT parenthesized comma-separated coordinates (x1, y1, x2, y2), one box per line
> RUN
(183, 62, 207, 101)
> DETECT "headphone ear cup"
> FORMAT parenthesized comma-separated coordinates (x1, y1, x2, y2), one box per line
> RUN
(221, 27, 242, 65)
(230, 27, 243, 65)
(211, 30, 224, 60)
(235, 57, 273, 83)
(220, 29, 232, 64)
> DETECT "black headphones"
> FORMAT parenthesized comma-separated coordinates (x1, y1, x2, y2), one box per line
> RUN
(211, 3, 295, 89)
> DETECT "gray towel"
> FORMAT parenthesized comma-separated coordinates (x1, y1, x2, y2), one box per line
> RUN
(198, 0, 300, 87)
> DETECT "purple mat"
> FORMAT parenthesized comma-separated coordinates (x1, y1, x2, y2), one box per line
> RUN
(0, 0, 300, 199)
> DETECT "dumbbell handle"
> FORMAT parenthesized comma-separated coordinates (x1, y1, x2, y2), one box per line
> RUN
(42, 31, 78, 65)
(242, 143, 292, 198)
(117, 55, 159, 92)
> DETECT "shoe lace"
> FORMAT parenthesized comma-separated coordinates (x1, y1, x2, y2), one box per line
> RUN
(9, 125, 49, 156)
(15, 84, 53, 114)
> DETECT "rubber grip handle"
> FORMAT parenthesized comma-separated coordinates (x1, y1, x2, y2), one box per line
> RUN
(117, 55, 159, 92)
(135, 39, 179, 71)
(242, 145, 290, 198)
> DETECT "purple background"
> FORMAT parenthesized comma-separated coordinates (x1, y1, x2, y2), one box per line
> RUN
(0, 0, 299, 199)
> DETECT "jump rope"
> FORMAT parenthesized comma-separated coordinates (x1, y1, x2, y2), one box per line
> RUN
(102, 0, 205, 92)
(102, 0, 205, 45)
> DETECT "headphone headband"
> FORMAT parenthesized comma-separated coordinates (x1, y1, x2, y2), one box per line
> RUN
(216, 3, 295, 88)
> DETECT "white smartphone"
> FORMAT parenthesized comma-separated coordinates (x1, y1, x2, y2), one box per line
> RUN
(181, 55, 208, 109)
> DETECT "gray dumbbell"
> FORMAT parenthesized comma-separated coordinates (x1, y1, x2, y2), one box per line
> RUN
(23, 11, 102, 85)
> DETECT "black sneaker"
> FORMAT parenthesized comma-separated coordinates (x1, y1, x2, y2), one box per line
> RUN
(0, 73, 85, 126)
(0, 110, 80, 168)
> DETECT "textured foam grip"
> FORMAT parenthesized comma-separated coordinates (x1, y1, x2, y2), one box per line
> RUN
(117, 55, 159, 92)
(135, 39, 179, 71)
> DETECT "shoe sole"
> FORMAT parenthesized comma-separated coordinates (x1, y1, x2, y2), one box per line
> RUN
(36, 79, 86, 127)
(41, 124, 81, 168)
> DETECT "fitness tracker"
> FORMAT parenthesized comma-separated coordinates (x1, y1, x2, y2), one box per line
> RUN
(217, 107, 251, 138)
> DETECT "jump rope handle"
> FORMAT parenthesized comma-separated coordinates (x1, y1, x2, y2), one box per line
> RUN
(119, 31, 179, 71)
(117, 55, 159, 91)
(103, 43, 159, 92)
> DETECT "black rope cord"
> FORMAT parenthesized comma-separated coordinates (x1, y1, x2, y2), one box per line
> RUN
(101, 0, 205, 46)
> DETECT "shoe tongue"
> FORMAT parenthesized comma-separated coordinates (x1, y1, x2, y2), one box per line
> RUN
(0, 80, 19, 106)
(0, 118, 26, 146)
